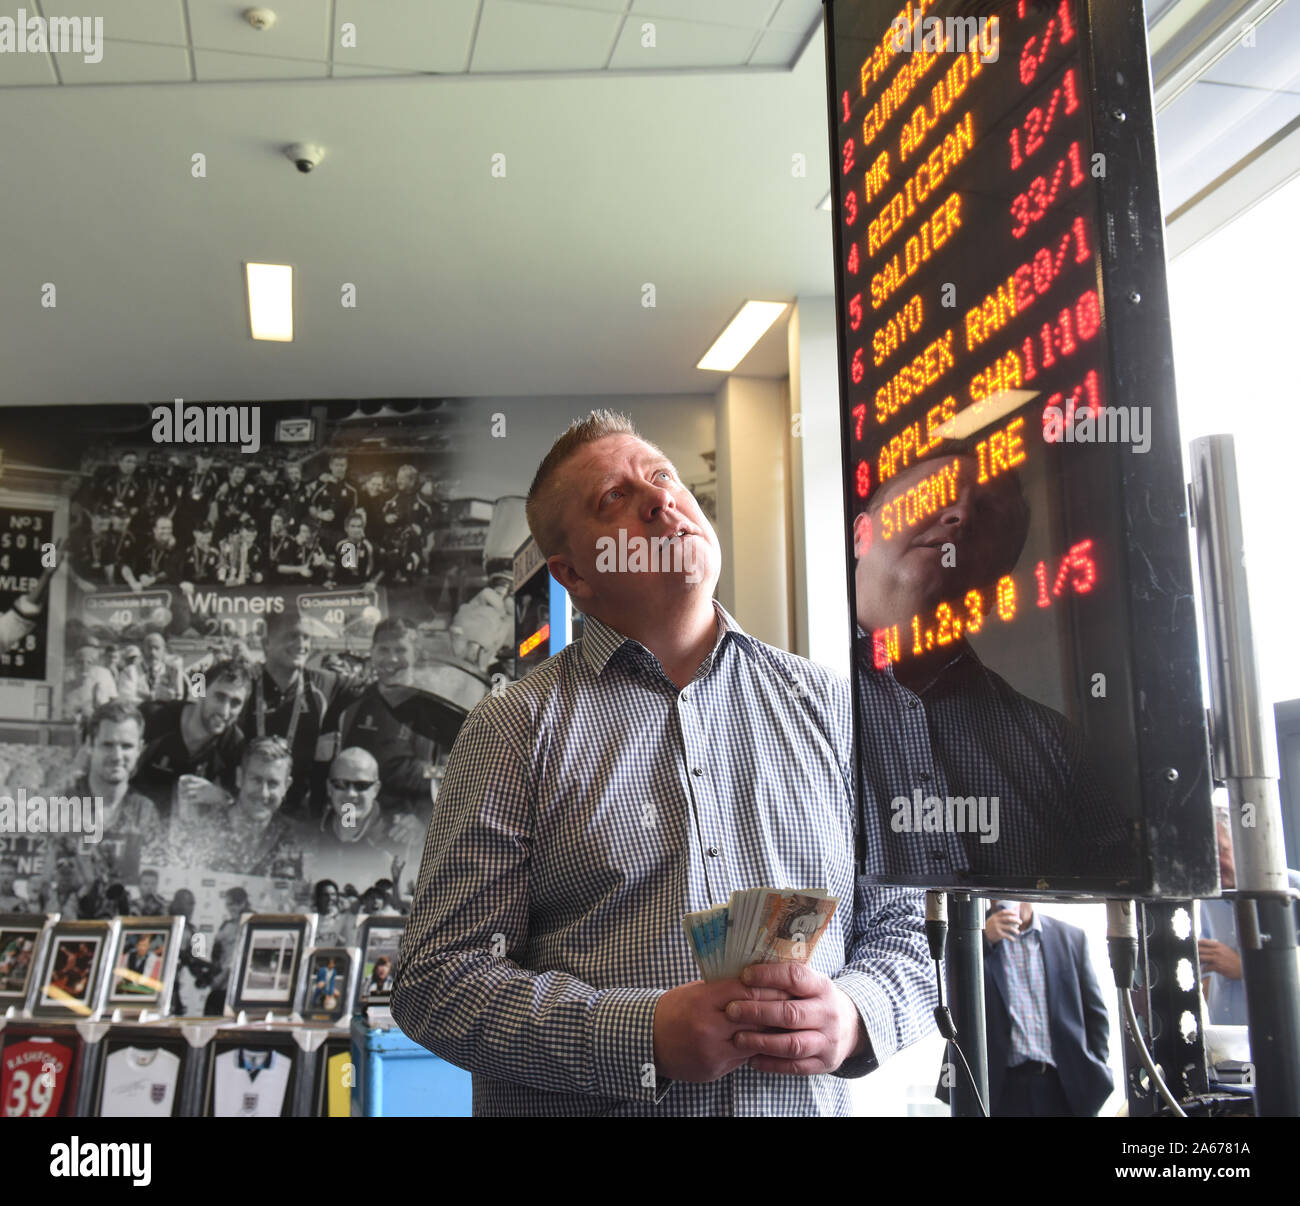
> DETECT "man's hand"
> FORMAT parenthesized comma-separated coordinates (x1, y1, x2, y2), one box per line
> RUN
(1198, 938, 1243, 980)
(985, 908, 1020, 945)
(652, 978, 790, 1083)
(724, 963, 865, 1076)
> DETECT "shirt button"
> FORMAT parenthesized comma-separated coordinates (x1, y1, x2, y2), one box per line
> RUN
(907, 699, 920, 710)
(692, 767, 704, 777)
(707, 846, 720, 858)
(918, 771, 932, 781)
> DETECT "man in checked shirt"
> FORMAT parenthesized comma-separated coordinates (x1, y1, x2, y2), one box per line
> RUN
(393, 411, 935, 1117)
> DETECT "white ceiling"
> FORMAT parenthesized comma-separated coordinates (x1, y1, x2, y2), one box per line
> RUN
(2, 1, 1293, 408)
(0, 0, 824, 84)
(0, 1, 828, 406)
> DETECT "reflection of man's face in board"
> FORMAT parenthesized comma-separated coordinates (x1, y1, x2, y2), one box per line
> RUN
(853, 454, 1028, 631)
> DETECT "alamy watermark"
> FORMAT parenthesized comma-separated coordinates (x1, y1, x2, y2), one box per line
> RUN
(151, 399, 262, 454)
(595, 528, 703, 584)
(890, 789, 999, 844)
(0, 9, 102, 63)
(1043, 403, 1151, 453)
(890, 9, 1000, 63)
(0, 788, 103, 844)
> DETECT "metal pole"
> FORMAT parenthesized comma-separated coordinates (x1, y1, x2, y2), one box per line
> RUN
(946, 891, 989, 1116)
(1189, 434, 1300, 1116)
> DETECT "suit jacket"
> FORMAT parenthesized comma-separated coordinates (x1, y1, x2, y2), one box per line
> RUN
(939, 914, 1113, 1116)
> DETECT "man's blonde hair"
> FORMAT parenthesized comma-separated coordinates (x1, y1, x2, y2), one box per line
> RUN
(525, 410, 662, 558)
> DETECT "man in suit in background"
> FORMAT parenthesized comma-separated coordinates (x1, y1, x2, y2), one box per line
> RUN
(941, 901, 1112, 1116)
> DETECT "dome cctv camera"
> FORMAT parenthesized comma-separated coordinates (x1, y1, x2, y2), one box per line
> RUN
(285, 142, 324, 173)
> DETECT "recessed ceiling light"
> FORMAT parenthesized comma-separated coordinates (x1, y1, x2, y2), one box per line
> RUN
(697, 301, 789, 372)
(933, 390, 1039, 443)
(245, 262, 294, 341)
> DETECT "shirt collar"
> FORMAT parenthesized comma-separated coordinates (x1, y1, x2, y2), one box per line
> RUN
(579, 599, 747, 678)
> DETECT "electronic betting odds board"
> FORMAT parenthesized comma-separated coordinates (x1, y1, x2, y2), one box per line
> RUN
(825, 0, 1216, 896)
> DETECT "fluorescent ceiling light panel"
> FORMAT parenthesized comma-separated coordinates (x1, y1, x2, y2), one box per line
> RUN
(246, 262, 294, 341)
(933, 390, 1039, 443)
(697, 301, 788, 372)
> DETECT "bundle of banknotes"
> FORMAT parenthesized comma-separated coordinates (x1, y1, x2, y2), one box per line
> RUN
(683, 888, 838, 982)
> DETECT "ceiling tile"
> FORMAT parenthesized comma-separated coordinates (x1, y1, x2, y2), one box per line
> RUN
(632, 0, 777, 28)
(748, 27, 807, 66)
(193, 48, 327, 81)
(41, 0, 188, 46)
(609, 15, 758, 69)
(0, 48, 58, 85)
(517, 0, 632, 12)
(55, 39, 191, 84)
(767, 0, 823, 36)
(334, 0, 479, 74)
(471, 0, 622, 73)
(188, 0, 330, 59)
(330, 62, 417, 78)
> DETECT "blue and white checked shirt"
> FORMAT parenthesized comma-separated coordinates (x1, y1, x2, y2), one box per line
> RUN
(392, 602, 936, 1116)
(995, 910, 1054, 1066)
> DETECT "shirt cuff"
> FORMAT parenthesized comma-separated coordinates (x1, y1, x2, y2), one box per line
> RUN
(591, 987, 667, 1103)
(831, 971, 899, 1078)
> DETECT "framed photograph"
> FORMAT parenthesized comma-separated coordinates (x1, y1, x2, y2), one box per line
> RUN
(204, 1034, 300, 1118)
(298, 945, 358, 1025)
(314, 1036, 353, 1117)
(225, 914, 316, 1017)
(32, 920, 118, 1020)
(355, 915, 405, 1010)
(97, 1029, 188, 1118)
(1, 1025, 85, 1117)
(0, 914, 51, 1015)
(106, 917, 184, 1016)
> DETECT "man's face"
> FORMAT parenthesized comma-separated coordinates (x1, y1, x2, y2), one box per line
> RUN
(89, 718, 142, 784)
(270, 514, 285, 537)
(119, 453, 137, 475)
(140, 872, 158, 896)
(74, 646, 99, 674)
(153, 518, 172, 544)
(286, 464, 302, 484)
(296, 524, 313, 545)
(853, 454, 1027, 632)
(327, 752, 380, 821)
(266, 625, 310, 675)
(145, 634, 165, 659)
(135, 935, 150, 956)
(235, 755, 291, 823)
(365, 474, 385, 497)
(330, 457, 348, 479)
(109, 513, 128, 532)
(346, 517, 365, 541)
(372, 633, 418, 686)
(548, 436, 721, 621)
(56, 858, 76, 885)
(397, 466, 416, 491)
(194, 528, 212, 548)
(230, 465, 247, 485)
(0, 864, 16, 892)
(198, 674, 249, 735)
